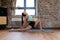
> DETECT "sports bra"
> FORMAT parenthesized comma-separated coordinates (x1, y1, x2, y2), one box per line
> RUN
(23, 15, 32, 21)
(28, 16, 32, 21)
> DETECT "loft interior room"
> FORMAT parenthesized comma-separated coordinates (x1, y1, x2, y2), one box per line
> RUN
(0, 0, 60, 40)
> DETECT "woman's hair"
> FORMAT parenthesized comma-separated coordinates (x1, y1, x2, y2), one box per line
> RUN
(21, 13, 26, 25)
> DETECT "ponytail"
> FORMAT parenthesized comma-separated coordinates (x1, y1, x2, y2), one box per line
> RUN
(21, 13, 26, 25)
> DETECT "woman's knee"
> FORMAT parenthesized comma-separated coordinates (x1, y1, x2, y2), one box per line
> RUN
(27, 25, 32, 29)
(29, 25, 32, 29)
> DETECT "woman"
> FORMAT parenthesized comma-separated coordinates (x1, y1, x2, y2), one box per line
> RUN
(21, 11, 43, 30)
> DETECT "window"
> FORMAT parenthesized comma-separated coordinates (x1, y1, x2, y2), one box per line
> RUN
(15, 0, 36, 15)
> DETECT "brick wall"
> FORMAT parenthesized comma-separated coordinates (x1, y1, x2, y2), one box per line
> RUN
(38, 0, 60, 28)
(7, 0, 60, 28)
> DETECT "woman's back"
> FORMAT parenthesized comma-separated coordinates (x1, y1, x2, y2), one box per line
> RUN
(28, 15, 33, 21)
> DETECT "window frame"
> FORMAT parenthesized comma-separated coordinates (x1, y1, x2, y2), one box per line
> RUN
(15, 0, 36, 16)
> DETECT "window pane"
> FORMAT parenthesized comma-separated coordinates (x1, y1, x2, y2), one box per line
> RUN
(26, 0, 34, 7)
(15, 9, 24, 15)
(16, 0, 24, 7)
(26, 9, 35, 15)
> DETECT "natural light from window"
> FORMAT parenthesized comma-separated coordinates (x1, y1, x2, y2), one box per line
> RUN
(26, 9, 35, 15)
(26, 0, 34, 7)
(15, 0, 36, 15)
(16, 0, 24, 7)
(15, 9, 24, 15)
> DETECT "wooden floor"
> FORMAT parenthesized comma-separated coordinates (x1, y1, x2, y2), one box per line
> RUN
(0, 29, 60, 40)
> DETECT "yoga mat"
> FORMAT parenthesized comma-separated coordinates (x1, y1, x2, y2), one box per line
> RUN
(9, 29, 54, 32)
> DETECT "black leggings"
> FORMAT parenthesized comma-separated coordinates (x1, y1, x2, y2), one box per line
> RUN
(29, 21, 35, 28)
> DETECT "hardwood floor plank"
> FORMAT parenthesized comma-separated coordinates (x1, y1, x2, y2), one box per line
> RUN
(0, 29, 60, 40)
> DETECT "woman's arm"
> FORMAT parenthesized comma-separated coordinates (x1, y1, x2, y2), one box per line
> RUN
(23, 16, 28, 26)
(23, 19, 27, 26)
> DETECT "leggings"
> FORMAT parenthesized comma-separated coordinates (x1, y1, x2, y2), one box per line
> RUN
(29, 21, 35, 28)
